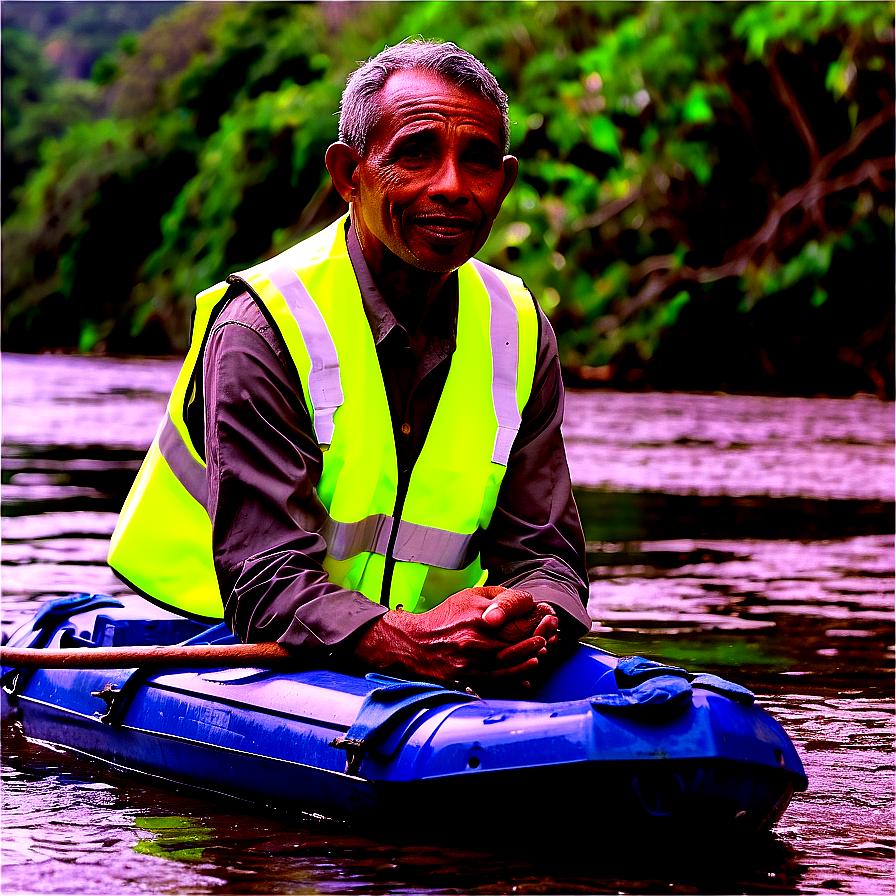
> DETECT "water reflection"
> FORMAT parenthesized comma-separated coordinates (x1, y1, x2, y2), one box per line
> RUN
(2, 728, 229, 895)
(2, 724, 813, 895)
(133, 817, 216, 863)
(1, 511, 132, 629)
(3, 444, 146, 517)
(564, 389, 894, 502)
(766, 692, 895, 896)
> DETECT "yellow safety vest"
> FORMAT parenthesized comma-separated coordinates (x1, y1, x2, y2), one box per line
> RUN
(108, 215, 538, 621)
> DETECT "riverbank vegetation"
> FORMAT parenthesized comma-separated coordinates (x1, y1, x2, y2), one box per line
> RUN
(2, 1, 893, 396)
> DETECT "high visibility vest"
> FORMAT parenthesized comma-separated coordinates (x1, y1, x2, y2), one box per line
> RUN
(108, 215, 538, 622)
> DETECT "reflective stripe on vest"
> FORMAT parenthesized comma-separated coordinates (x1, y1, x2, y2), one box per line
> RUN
(474, 260, 522, 466)
(158, 413, 207, 508)
(259, 263, 342, 448)
(108, 215, 538, 618)
(156, 410, 480, 572)
(321, 514, 478, 568)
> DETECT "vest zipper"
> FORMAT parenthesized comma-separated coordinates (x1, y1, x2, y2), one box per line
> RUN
(380, 351, 423, 607)
(380, 466, 411, 606)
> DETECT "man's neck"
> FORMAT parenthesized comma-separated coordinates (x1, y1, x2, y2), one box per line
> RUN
(372, 260, 449, 344)
(348, 219, 455, 353)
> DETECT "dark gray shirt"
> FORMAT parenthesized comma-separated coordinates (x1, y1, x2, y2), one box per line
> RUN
(195, 223, 591, 658)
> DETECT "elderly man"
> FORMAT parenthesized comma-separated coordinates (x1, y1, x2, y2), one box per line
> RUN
(109, 40, 591, 691)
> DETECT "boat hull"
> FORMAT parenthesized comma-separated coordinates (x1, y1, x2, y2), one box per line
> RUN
(1, 594, 807, 838)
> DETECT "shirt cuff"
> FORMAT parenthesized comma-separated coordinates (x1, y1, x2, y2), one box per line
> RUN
(276, 590, 388, 653)
(517, 579, 594, 638)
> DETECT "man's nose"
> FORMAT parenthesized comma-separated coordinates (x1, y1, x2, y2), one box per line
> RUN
(429, 155, 468, 203)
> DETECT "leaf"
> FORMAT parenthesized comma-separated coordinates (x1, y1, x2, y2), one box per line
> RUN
(589, 115, 622, 157)
(682, 84, 714, 124)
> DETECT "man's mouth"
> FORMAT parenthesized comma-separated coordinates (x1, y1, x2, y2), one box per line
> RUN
(411, 215, 476, 238)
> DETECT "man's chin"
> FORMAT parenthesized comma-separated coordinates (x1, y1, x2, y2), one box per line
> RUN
(407, 240, 482, 274)
(409, 254, 468, 275)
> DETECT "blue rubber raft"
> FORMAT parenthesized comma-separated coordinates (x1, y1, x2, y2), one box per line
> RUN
(1, 594, 807, 839)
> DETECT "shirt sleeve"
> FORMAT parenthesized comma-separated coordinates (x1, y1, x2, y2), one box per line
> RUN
(480, 304, 593, 638)
(203, 294, 386, 653)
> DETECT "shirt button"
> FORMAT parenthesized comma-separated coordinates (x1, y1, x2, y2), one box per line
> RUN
(401, 423, 411, 436)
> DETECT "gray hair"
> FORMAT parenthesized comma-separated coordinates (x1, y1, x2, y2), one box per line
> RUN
(338, 40, 511, 155)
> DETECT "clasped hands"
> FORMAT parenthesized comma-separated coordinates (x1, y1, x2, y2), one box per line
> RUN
(353, 586, 559, 693)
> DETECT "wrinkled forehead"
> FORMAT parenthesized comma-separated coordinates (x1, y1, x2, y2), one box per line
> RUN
(367, 68, 505, 150)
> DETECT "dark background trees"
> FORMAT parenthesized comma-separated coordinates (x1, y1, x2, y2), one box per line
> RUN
(2, 1, 893, 396)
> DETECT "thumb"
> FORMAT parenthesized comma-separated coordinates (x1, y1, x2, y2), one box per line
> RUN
(481, 589, 533, 626)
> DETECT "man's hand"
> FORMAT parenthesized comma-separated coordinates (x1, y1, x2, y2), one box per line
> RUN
(353, 586, 558, 691)
(482, 591, 559, 650)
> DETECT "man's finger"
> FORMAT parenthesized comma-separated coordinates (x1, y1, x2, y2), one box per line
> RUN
(488, 656, 540, 680)
(481, 589, 534, 627)
(496, 636, 546, 665)
(533, 612, 559, 641)
(489, 602, 555, 644)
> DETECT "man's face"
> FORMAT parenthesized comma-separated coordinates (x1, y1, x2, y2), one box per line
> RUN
(350, 68, 517, 276)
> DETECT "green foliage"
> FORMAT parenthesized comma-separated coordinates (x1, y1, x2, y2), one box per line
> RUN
(733, 1, 893, 61)
(739, 239, 835, 313)
(1, 27, 99, 218)
(2, 1, 183, 77)
(1, 0, 893, 396)
(469, 0, 893, 393)
(142, 78, 340, 331)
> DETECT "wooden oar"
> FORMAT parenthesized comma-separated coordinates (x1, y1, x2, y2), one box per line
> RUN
(0, 642, 294, 669)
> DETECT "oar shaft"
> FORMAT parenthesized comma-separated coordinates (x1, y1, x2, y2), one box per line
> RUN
(0, 642, 294, 669)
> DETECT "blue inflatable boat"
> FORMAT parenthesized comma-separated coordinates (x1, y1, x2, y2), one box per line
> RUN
(1, 594, 807, 840)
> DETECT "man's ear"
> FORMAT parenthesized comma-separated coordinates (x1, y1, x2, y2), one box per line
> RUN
(325, 142, 362, 203)
(498, 155, 519, 207)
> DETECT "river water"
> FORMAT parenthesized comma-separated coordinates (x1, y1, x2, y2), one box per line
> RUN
(1, 352, 893, 895)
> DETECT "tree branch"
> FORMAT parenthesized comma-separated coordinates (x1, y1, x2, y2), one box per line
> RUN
(613, 153, 894, 324)
(768, 51, 822, 169)
(572, 185, 642, 232)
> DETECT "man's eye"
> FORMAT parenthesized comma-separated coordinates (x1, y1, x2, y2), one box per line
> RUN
(398, 145, 428, 160)
(466, 153, 499, 170)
